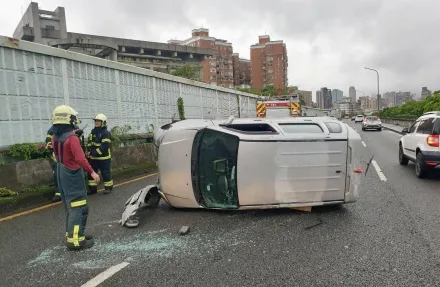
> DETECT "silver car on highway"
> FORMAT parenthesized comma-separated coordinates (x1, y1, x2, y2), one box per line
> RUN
(121, 117, 366, 227)
(362, 116, 382, 131)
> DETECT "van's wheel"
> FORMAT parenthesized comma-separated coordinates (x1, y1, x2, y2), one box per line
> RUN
(362, 127, 365, 131)
(398, 144, 409, 166)
(415, 151, 428, 178)
(377, 128, 382, 131)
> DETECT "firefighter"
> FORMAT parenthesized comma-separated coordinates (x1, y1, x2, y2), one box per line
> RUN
(87, 114, 113, 195)
(51, 105, 100, 251)
(47, 124, 85, 203)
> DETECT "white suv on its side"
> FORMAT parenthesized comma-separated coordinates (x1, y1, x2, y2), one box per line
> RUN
(354, 115, 364, 123)
(399, 112, 440, 178)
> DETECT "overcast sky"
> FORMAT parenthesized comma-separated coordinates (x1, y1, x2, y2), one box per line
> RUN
(1, 0, 439, 101)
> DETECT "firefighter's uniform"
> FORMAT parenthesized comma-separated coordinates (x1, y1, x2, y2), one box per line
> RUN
(46, 125, 85, 202)
(51, 105, 95, 251)
(87, 114, 113, 194)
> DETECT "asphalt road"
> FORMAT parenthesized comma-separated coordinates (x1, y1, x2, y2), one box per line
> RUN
(1, 122, 440, 287)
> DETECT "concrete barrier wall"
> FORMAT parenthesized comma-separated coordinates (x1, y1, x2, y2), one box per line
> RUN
(381, 118, 414, 128)
(0, 144, 154, 191)
(0, 36, 258, 147)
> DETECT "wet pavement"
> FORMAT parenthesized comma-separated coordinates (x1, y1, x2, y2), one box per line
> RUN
(1, 122, 440, 286)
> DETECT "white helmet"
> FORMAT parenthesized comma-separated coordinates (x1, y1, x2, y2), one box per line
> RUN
(52, 105, 80, 126)
(94, 113, 107, 126)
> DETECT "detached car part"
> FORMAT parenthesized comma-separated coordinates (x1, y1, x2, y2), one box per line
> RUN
(121, 185, 161, 228)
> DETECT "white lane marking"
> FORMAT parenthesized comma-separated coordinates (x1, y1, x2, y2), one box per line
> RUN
(362, 141, 367, 147)
(387, 130, 401, 136)
(371, 160, 387, 181)
(81, 262, 130, 287)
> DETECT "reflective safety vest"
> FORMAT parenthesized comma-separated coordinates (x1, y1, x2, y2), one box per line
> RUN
(87, 127, 112, 160)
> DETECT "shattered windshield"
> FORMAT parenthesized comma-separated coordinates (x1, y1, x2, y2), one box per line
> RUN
(194, 129, 239, 208)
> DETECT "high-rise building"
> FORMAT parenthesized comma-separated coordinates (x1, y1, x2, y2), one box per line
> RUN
(174, 28, 235, 88)
(250, 35, 288, 90)
(421, 87, 432, 100)
(316, 91, 322, 108)
(332, 89, 343, 103)
(382, 92, 396, 107)
(317, 87, 332, 109)
(395, 91, 412, 106)
(232, 53, 251, 88)
(349, 86, 356, 102)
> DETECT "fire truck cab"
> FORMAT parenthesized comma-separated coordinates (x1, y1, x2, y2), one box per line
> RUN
(256, 95, 301, 118)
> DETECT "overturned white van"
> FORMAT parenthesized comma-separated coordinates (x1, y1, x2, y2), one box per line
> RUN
(121, 116, 366, 227)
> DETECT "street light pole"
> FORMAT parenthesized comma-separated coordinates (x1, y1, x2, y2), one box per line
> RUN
(356, 89, 366, 97)
(364, 67, 380, 112)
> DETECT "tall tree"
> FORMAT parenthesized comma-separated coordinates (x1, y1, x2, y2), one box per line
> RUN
(261, 85, 277, 97)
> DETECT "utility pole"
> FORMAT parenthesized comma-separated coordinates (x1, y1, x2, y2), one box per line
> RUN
(364, 67, 380, 112)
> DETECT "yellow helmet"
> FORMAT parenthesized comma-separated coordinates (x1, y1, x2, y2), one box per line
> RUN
(52, 105, 80, 125)
(94, 113, 107, 126)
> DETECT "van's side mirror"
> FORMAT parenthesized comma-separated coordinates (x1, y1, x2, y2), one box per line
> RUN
(402, 128, 409, 133)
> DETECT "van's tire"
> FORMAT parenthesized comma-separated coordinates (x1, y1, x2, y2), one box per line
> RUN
(377, 128, 382, 131)
(362, 127, 365, 131)
(399, 144, 409, 166)
(415, 151, 428, 178)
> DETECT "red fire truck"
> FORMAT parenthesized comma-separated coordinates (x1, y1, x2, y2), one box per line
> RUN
(256, 95, 301, 118)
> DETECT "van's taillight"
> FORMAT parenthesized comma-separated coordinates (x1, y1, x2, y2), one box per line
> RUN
(427, 135, 439, 147)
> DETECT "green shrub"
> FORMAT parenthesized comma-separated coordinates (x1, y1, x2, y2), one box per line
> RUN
(177, 97, 185, 120)
(0, 187, 17, 197)
(8, 143, 47, 161)
(21, 185, 51, 194)
(110, 125, 133, 149)
(380, 90, 440, 119)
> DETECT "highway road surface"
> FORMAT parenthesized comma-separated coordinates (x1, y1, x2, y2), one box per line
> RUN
(1, 120, 440, 287)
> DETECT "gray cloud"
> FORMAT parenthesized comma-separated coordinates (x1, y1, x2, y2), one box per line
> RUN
(1, 0, 440, 99)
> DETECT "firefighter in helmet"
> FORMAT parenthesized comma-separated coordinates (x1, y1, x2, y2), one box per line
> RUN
(50, 105, 100, 251)
(86, 114, 113, 195)
(46, 124, 86, 202)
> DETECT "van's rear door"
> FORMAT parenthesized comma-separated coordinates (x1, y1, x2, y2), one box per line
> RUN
(237, 120, 348, 206)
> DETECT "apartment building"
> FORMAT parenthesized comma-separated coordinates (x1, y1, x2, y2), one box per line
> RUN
(331, 89, 343, 103)
(232, 54, 251, 88)
(250, 35, 288, 90)
(295, 90, 313, 107)
(171, 28, 235, 88)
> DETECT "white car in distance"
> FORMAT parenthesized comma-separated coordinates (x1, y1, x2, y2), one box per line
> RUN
(354, 115, 364, 123)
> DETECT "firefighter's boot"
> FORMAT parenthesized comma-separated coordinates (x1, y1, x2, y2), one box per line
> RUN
(87, 186, 97, 195)
(66, 238, 95, 251)
(103, 186, 112, 195)
(52, 193, 61, 202)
